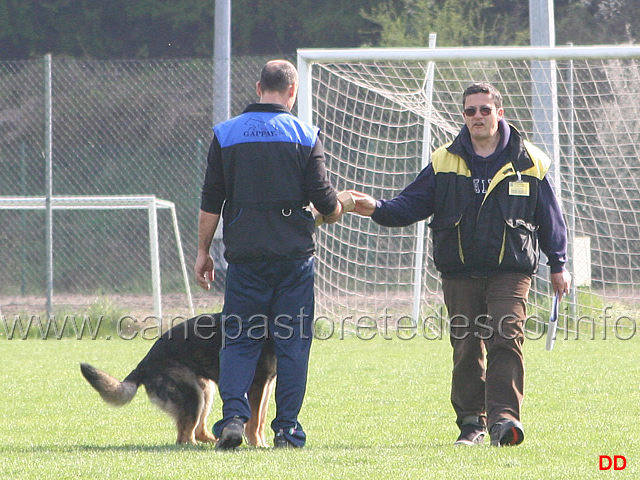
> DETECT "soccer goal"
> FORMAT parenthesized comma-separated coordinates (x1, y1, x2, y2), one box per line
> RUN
(298, 45, 640, 336)
(0, 195, 194, 320)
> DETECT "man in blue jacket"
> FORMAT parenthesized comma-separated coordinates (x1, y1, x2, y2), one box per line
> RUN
(350, 83, 571, 447)
(195, 59, 342, 450)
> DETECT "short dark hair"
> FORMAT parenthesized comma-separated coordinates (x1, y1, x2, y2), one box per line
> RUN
(462, 82, 502, 109)
(259, 60, 298, 93)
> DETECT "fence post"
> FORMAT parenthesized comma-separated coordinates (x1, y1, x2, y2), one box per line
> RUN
(213, 0, 231, 124)
(44, 53, 54, 319)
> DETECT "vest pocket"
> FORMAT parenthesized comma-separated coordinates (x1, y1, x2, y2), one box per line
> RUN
(499, 218, 539, 271)
(429, 214, 465, 270)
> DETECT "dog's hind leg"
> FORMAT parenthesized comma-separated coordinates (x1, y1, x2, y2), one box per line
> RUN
(257, 376, 276, 448)
(244, 395, 261, 447)
(152, 394, 199, 445)
(245, 379, 266, 447)
(147, 368, 204, 445)
(246, 374, 276, 447)
(176, 416, 199, 445)
(194, 380, 216, 443)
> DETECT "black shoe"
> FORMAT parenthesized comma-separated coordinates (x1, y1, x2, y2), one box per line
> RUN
(454, 423, 487, 446)
(215, 417, 244, 451)
(490, 419, 525, 447)
(273, 429, 297, 449)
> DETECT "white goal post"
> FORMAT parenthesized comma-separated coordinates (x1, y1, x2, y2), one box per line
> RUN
(298, 45, 640, 336)
(298, 45, 640, 122)
(0, 195, 194, 319)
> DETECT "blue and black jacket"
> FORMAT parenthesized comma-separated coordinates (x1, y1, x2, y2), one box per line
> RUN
(372, 122, 568, 278)
(200, 103, 338, 263)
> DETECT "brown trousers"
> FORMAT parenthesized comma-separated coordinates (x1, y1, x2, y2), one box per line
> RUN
(442, 273, 531, 430)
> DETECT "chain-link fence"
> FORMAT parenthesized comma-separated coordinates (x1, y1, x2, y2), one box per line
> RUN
(0, 55, 282, 317)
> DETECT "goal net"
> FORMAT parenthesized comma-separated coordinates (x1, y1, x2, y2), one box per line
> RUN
(298, 46, 640, 337)
(0, 196, 194, 320)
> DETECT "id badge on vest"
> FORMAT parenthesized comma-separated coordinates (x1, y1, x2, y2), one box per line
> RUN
(509, 180, 530, 196)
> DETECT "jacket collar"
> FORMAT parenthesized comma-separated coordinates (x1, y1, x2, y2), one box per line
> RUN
(446, 121, 534, 173)
(243, 103, 291, 114)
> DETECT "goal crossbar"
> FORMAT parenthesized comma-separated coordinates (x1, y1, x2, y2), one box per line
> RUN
(0, 195, 176, 210)
(0, 195, 194, 319)
(297, 45, 640, 124)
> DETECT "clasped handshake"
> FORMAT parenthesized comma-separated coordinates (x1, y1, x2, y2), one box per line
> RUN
(312, 190, 376, 225)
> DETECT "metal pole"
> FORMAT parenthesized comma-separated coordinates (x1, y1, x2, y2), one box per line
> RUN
(170, 205, 195, 316)
(213, 0, 231, 125)
(529, 0, 555, 47)
(44, 54, 53, 319)
(529, 0, 558, 169)
(412, 33, 437, 324)
(529, 0, 559, 179)
(529, 0, 558, 291)
(148, 197, 162, 320)
(20, 141, 27, 297)
(567, 46, 578, 318)
(212, 0, 231, 259)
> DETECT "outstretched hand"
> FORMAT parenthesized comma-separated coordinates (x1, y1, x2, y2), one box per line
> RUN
(347, 190, 377, 217)
(314, 190, 356, 225)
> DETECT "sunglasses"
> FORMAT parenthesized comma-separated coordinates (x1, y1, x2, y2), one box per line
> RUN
(463, 105, 493, 117)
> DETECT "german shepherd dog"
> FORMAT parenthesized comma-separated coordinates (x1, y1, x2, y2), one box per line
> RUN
(80, 313, 277, 446)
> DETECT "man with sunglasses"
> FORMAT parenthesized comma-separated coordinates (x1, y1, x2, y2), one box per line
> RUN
(349, 82, 571, 447)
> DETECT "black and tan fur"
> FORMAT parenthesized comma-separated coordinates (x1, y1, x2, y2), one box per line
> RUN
(80, 313, 277, 446)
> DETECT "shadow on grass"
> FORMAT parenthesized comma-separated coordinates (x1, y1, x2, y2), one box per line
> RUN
(0, 441, 454, 455)
(0, 443, 216, 454)
(79, 443, 218, 452)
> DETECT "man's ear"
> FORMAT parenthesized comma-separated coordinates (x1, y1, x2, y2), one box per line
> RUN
(256, 81, 262, 98)
(290, 83, 299, 101)
(287, 83, 298, 109)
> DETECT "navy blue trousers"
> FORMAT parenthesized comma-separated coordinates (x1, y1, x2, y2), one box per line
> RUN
(213, 256, 314, 447)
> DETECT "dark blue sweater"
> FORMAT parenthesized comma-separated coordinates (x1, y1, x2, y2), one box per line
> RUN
(372, 120, 568, 274)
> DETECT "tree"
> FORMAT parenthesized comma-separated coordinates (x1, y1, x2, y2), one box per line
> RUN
(556, 0, 640, 45)
(366, 0, 640, 49)
(0, 0, 214, 59)
(0, 0, 637, 60)
(0, 1, 41, 58)
(0, 0, 380, 59)
(230, 0, 380, 55)
(362, 0, 530, 47)
(123, 0, 215, 57)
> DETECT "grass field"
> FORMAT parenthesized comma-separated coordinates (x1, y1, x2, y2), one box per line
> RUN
(1, 331, 638, 479)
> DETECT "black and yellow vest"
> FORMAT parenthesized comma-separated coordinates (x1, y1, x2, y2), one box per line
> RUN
(428, 125, 551, 277)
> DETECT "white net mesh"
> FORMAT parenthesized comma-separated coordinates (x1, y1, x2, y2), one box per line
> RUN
(0, 196, 193, 319)
(307, 50, 640, 337)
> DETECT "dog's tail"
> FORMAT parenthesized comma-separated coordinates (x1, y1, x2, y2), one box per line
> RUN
(80, 363, 141, 407)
